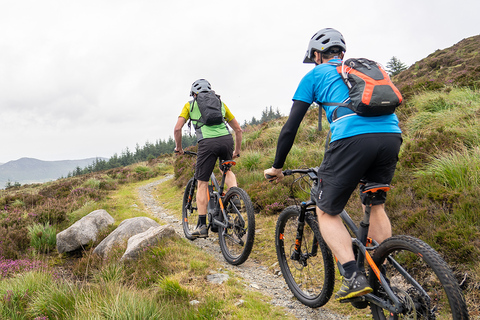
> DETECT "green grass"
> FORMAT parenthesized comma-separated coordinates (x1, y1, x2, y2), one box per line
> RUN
(27, 222, 57, 253)
(418, 146, 480, 190)
(1, 87, 480, 318)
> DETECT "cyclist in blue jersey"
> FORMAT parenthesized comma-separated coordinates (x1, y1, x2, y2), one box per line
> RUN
(264, 28, 402, 301)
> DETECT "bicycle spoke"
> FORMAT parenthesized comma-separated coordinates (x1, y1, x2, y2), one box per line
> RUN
(370, 236, 468, 320)
(218, 187, 255, 266)
(275, 206, 335, 308)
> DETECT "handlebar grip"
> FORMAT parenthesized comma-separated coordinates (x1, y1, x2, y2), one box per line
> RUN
(265, 174, 275, 180)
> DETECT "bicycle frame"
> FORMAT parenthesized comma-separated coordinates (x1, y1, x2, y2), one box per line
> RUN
(286, 169, 431, 314)
(184, 151, 243, 233)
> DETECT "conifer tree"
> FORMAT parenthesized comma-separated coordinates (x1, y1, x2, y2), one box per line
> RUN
(386, 56, 407, 76)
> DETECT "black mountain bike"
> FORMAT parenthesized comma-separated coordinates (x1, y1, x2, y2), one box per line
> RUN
(273, 167, 469, 319)
(181, 151, 255, 265)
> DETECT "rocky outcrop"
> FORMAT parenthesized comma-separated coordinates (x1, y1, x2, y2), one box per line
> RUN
(56, 209, 178, 261)
(93, 217, 160, 258)
(121, 224, 177, 261)
(56, 209, 114, 254)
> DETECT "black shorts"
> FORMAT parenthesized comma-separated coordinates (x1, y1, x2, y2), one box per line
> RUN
(316, 133, 402, 215)
(195, 134, 234, 182)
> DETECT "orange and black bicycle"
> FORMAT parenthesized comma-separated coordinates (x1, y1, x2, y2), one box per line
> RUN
(273, 167, 469, 319)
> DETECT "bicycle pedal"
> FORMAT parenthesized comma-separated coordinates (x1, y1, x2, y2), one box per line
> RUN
(350, 300, 369, 309)
(339, 296, 366, 305)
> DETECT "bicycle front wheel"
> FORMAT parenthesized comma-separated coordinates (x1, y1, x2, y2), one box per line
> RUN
(275, 206, 335, 308)
(218, 187, 255, 266)
(182, 178, 199, 241)
(370, 235, 469, 319)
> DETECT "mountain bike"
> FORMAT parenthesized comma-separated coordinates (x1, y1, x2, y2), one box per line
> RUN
(181, 151, 255, 266)
(271, 167, 469, 319)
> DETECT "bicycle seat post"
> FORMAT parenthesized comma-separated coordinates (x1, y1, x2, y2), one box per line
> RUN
(218, 159, 235, 195)
(356, 183, 390, 271)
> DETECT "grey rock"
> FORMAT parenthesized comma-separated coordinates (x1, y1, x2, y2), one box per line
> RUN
(56, 209, 114, 254)
(93, 217, 160, 258)
(120, 224, 177, 260)
(206, 273, 229, 284)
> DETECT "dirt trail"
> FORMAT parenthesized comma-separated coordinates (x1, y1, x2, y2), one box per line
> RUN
(137, 175, 346, 320)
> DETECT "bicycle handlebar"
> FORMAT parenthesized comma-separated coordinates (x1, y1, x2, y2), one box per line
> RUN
(265, 168, 317, 182)
(174, 150, 197, 156)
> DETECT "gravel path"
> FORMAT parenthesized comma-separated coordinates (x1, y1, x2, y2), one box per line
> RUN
(137, 175, 347, 320)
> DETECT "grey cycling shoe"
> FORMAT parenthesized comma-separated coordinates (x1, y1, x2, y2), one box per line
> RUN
(335, 272, 373, 301)
(191, 224, 208, 238)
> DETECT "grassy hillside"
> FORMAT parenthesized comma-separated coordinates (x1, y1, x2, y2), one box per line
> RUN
(1, 36, 480, 318)
(174, 87, 480, 296)
(1, 85, 479, 317)
(393, 35, 480, 98)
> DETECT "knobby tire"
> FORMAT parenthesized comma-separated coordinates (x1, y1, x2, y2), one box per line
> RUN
(218, 187, 255, 266)
(275, 206, 335, 308)
(182, 178, 198, 241)
(370, 235, 469, 320)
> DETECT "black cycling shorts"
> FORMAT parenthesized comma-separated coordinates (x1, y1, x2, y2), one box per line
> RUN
(316, 133, 402, 215)
(195, 134, 234, 182)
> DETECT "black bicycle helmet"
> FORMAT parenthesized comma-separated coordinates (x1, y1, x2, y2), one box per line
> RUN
(190, 79, 212, 96)
(303, 28, 346, 64)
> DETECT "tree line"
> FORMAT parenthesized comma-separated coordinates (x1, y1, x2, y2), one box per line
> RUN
(69, 107, 284, 177)
(242, 106, 282, 127)
(68, 135, 196, 177)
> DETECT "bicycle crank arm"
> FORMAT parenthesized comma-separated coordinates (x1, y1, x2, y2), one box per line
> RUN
(361, 293, 404, 314)
(223, 233, 245, 246)
(212, 218, 227, 229)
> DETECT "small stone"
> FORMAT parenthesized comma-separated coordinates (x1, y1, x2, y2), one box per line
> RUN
(189, 300, 200, 306)
(250, 283, 260, 289)
(206, 273, 229, 284)
(234, 299, 245, 307)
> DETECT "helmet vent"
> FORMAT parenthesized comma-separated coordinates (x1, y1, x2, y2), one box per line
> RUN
(315, 34, 326, 41)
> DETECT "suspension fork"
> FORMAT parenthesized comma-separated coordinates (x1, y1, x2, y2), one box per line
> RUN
(291, 201, 317, 261)
(188, 177, 198, 210)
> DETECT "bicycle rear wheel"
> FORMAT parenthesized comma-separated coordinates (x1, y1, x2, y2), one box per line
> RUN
(218, 187, 255, 265)
(275, 206, 335, 308)
(182, 178, 199, 241)
(370, 235, 469, 319)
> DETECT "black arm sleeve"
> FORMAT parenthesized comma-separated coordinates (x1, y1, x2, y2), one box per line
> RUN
(272, 100, 311, 169)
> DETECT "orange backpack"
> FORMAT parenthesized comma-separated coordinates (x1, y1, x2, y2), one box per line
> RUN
(324, 58, 403, 121)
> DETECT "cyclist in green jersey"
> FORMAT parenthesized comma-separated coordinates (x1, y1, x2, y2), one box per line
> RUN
(174, 79, 242, 238)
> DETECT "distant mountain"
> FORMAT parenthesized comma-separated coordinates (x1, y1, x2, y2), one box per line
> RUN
(0, 157, 104, 188)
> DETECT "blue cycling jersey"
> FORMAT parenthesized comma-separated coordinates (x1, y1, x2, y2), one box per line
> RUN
(292, 59, 402, 142)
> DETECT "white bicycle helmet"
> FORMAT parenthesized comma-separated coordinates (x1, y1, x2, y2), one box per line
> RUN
(303, 28, 346, 64)
(190, 79, 212, 96)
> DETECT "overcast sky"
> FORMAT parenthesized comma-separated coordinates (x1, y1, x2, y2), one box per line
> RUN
(1, 0, 479, 163)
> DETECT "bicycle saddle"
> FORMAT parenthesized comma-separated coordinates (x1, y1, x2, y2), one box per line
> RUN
(361, 182, 390, 194)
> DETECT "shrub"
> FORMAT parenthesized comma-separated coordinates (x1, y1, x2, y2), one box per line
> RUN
(156, 276, 190, 302)
(419, 147, 480, 191)
(31, 198, 69, 225)
(0, 257, 47, 278)
(245, 181, 290, 214)
(0, 208, 31, 259)
(27, 223, 57, 254)
(173, 151, 196, 188)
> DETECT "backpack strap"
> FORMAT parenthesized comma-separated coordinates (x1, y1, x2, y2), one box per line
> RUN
(188, 97, 206, 130)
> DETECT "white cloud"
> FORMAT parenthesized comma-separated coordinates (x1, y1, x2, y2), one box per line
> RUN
(0, 0, 479, 162)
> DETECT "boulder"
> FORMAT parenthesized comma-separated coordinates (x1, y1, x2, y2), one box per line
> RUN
(56, 209, 114, 254)
(93, 217, 160, 258)
(121, 224, 177, 260)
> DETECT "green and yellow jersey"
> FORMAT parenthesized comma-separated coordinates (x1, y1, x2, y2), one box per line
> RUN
(179, 100, 234, 141)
